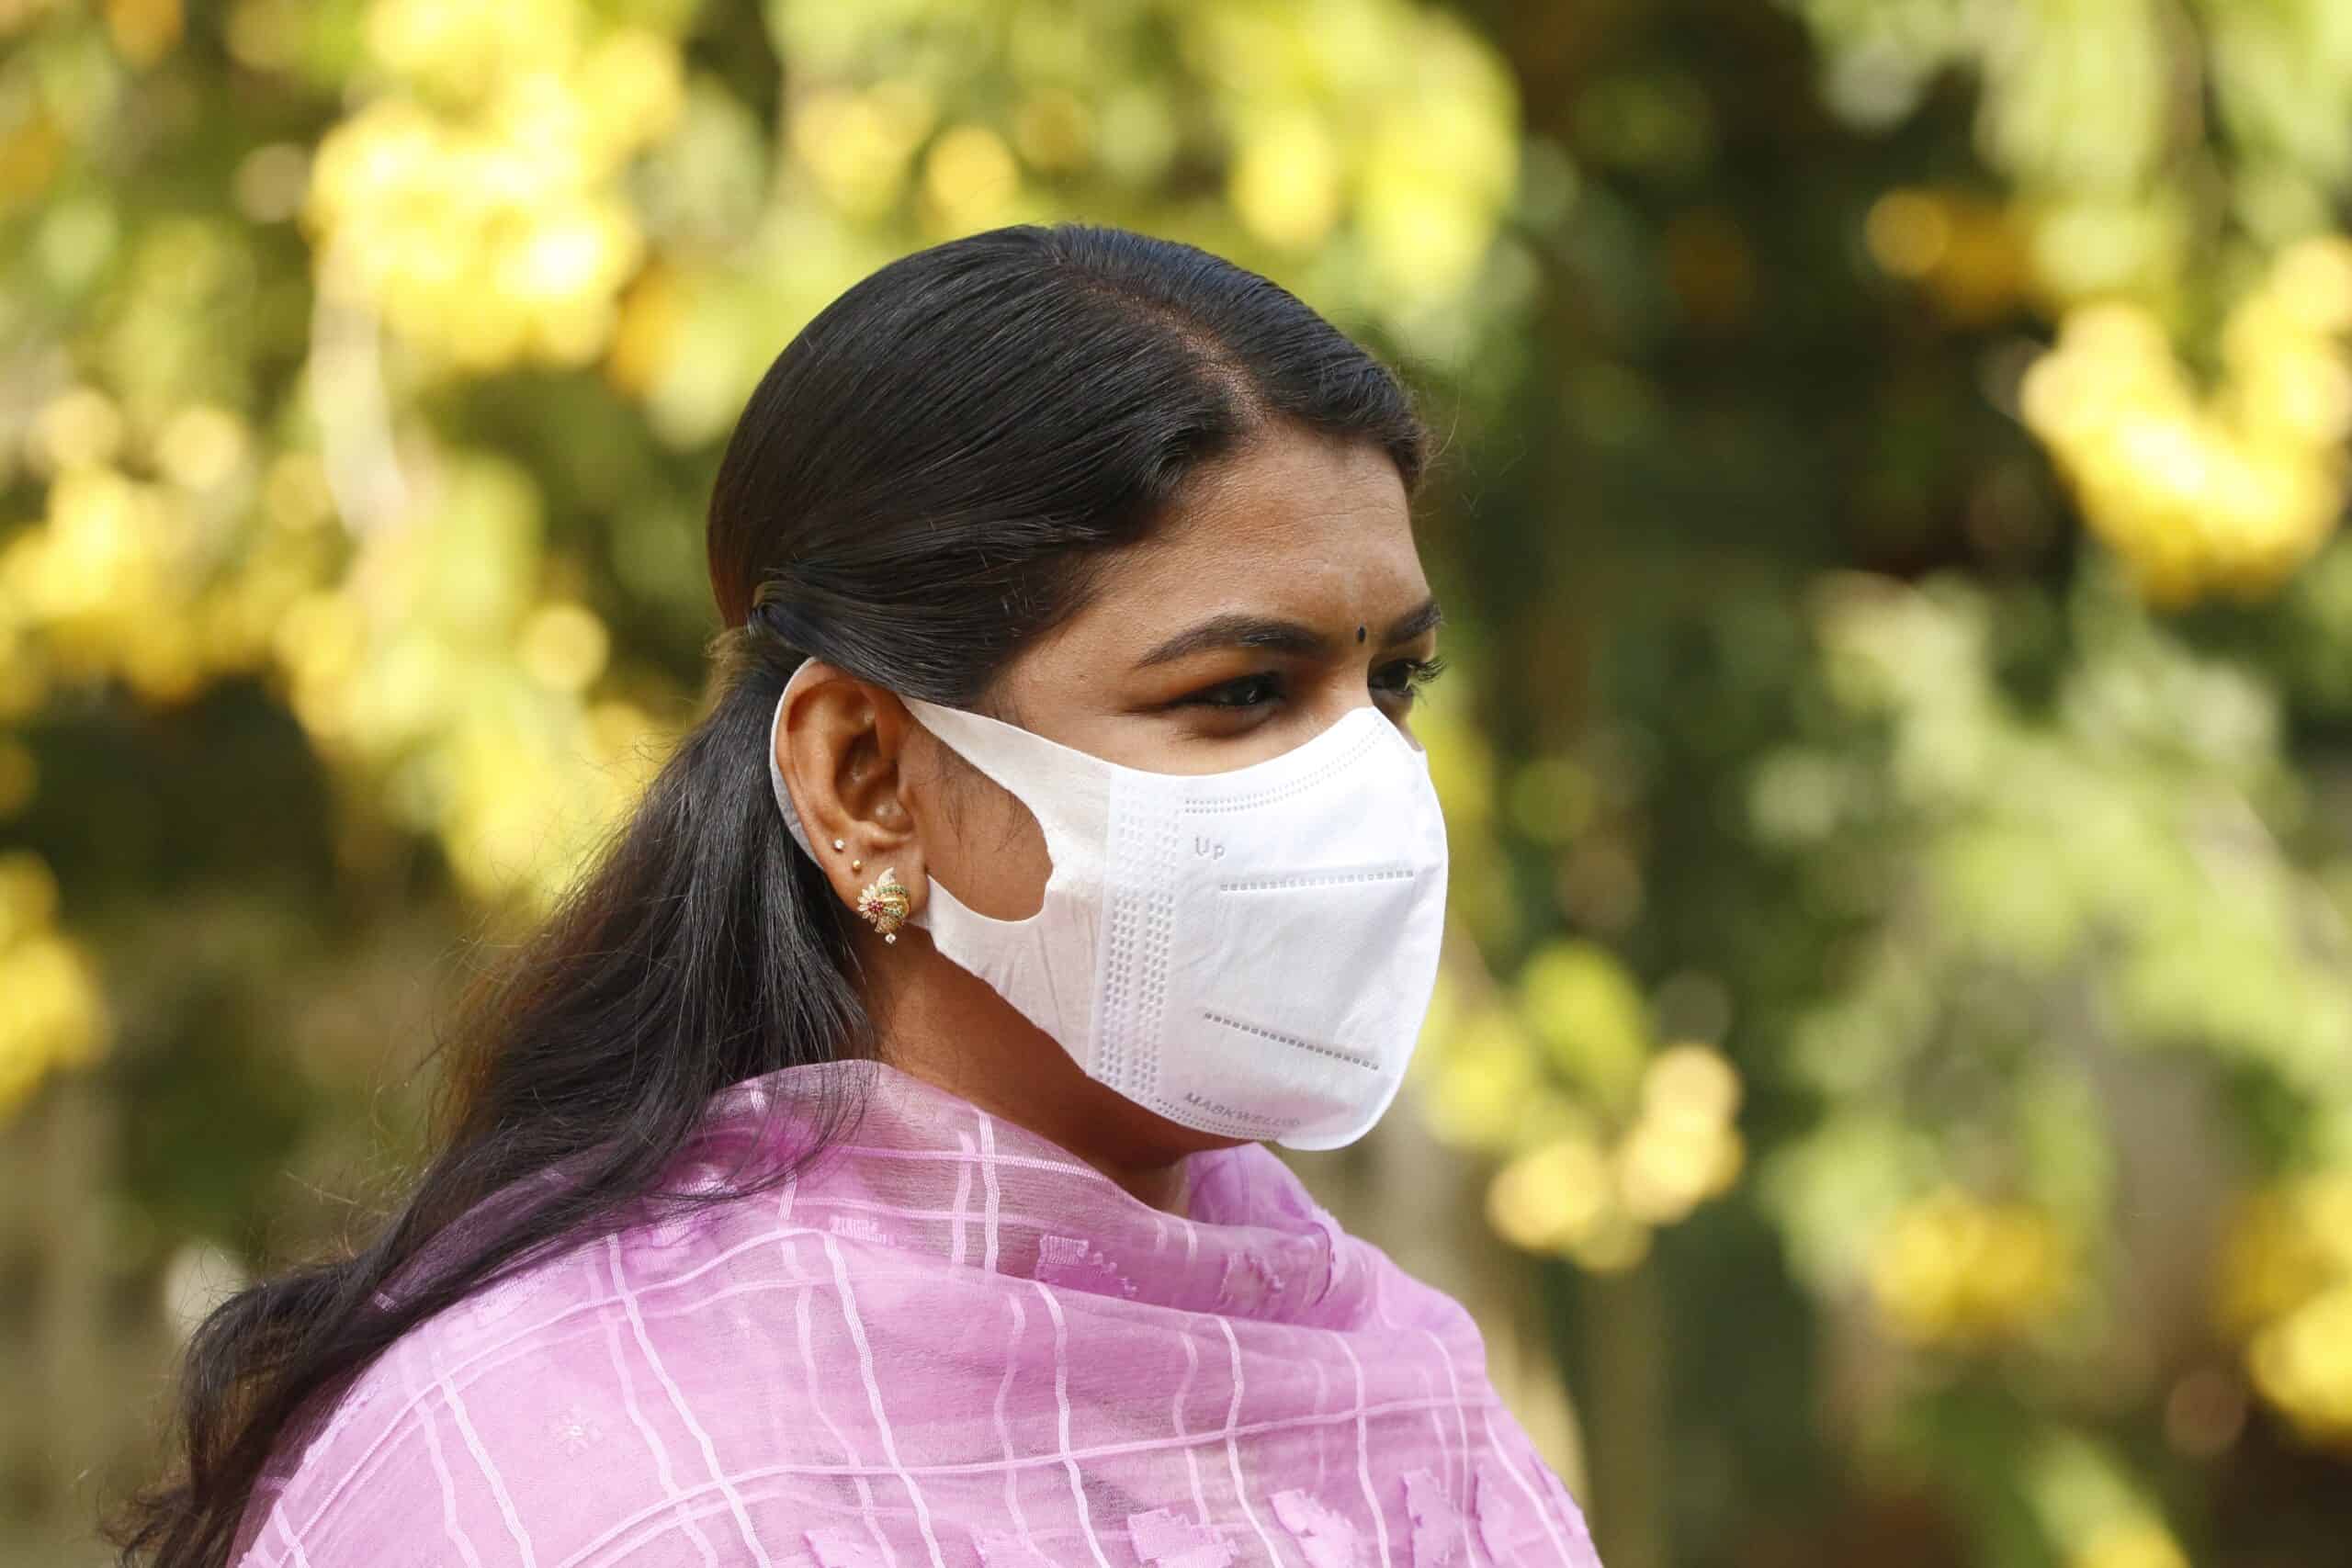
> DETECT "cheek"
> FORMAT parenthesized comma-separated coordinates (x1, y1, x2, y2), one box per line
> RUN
(930, 770, 1051, 920)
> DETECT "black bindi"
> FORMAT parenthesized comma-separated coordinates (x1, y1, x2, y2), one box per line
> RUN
(1356, 624, 1367, 644)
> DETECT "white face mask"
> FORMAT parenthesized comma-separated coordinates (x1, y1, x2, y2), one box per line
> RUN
(766, 664, 1449, 1150)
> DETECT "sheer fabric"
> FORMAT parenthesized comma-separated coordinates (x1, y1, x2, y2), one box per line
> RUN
(234, 1060, 1601, 1566)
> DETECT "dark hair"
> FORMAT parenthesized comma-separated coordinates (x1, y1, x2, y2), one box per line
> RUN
(109, 221, 1427, 1566)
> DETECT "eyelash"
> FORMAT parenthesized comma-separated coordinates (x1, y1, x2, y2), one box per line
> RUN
(1182, 656, 1451, 712)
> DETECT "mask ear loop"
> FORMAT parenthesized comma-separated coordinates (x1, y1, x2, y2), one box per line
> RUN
(766, 668, 1117, 925)
(897, 696, 1114, 938)
(892, 698, 1125, 1061)
(766, 659, 824, 863)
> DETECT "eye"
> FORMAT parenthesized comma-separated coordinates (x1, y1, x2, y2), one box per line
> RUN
(1178, 671, 1286, 711)
(1372, 654, 1449, 705)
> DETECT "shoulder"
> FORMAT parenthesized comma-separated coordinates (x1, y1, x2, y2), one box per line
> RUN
(236, 1198, 854, 1568)
(232, 1242, 607, 1568)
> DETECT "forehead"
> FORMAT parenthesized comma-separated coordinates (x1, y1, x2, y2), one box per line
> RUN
(1073, 431, 1424, 638)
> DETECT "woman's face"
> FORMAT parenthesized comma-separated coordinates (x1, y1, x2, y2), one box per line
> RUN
(779, 422, 1441, 1180)
(914, 425, 1442, 923)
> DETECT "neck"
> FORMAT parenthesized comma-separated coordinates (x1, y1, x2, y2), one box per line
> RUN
(862, 940, 1223, 1216)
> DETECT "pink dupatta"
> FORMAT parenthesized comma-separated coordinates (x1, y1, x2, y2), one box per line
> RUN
(235, 1060, 1602, 1566)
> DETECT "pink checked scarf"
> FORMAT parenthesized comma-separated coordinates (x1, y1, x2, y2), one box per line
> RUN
(234, 1060, 1602, 1567)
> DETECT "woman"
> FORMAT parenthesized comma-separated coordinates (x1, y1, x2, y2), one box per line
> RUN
(116, 224, 1602, 1568)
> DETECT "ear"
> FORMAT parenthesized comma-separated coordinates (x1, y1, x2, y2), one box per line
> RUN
(775, 662, 927, 923)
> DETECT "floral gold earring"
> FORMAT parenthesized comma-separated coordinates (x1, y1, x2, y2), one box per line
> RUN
(855, 867, 912, 944)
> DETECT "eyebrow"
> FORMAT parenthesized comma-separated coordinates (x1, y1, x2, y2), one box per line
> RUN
(1134, 596, 1444, 669)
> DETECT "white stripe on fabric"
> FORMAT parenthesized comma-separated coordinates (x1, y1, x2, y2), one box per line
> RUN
(1420, 1329, 1478, 1562)
(1481, 1408, 1575, 1562)
(831, 1142, 1095, 1179)
(821, 1232, 950, 1568)
(1414, 1367, 1454, 1546)
(1032, 1282, 1116, 1568)
(950, 1132, 975, 1267)
(793, 1282, 898, 1568)
(1338, 1338, 1395, 1567)
(1310, 1359, 1330, 1493)
(976, 1109, 1004, 1274)
(399, 1351, 486, 1568)
(991, 1295, 1043, 1554)
(606, 1235, 773, 1568)
(443, 1375, 537, 1568)
(274, 1506, 315, 1568)
(1215, 1317, 1287, 1566)
(600, 1308, 718, 1568)
(785, 1193, 1084, 1231)
(1170, 1318, 1213, 1527)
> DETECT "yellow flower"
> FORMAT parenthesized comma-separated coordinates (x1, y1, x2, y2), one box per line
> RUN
(1487, 1134, 1611, 1253)
(0, 898, 110, 1118)
(2245, 1281, 2352, 1449)
(2071, 1519, 2190, 1568)
(1868, 1188, 2070, 1348)
(2022, 236, 2352, 605)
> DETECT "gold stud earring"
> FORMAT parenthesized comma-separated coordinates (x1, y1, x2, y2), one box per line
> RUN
(850, 859, 863, 872)
(854, 867, 911, 944)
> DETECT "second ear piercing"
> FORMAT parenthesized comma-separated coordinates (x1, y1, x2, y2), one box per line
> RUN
(831, 836, 863, 873)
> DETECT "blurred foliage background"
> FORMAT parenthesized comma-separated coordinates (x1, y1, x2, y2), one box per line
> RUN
(6, 0, 2352, 1564)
